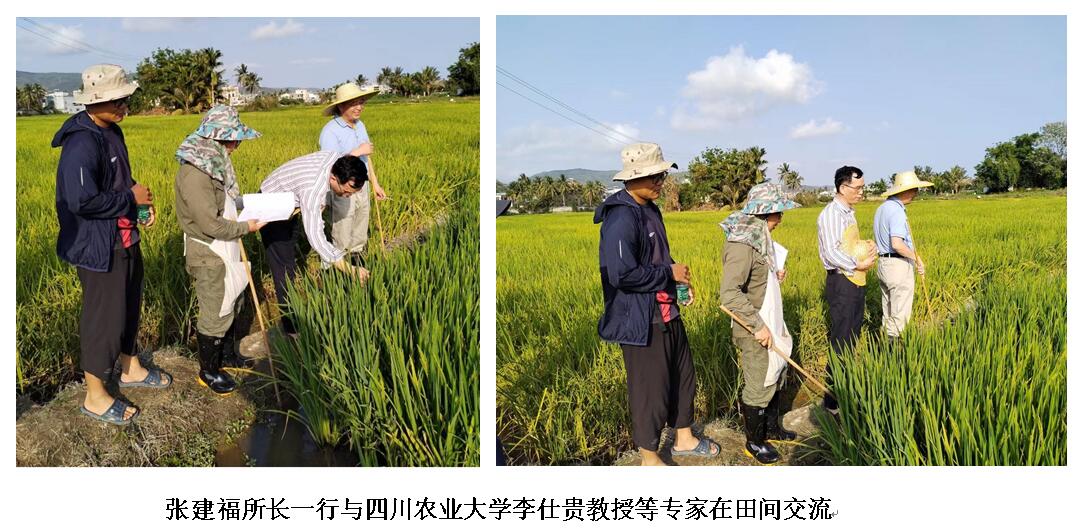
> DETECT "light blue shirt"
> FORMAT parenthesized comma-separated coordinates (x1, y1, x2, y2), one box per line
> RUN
(318, 116, 370, 167)
(873, 197, 912, 254)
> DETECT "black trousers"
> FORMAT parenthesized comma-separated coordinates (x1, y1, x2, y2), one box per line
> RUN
(823, 271, 865, 409)
(76, 245, 143, 380)
(260, 216, 300, 334)
(619, 318, 697, 451)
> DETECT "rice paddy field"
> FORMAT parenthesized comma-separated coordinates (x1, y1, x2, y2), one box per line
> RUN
(16, 100, 479, 465)
(496, 193, 1066, 466)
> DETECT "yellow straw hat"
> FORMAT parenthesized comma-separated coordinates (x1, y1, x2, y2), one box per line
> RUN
(322, 83, 380, 116)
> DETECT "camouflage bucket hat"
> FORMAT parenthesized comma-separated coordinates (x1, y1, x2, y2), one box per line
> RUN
(194, 105, 262, 141)
(741, 182, 801, 215)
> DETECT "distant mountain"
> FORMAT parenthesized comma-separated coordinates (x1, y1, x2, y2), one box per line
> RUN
(528, 168, 618, 184)
(501, 168, 690, 185)
(16, 71, 82, 92)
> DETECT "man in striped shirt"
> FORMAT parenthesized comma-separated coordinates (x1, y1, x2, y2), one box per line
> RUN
(816, 166, 877, 414)
(259, 151, 370, 335)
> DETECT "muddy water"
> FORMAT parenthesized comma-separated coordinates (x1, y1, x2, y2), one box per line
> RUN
(216, 412, 358, 467)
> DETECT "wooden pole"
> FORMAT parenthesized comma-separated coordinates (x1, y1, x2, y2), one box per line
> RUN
(239, 242, 282, 407)
(373, 195, 386, 250)
(719, 304, 834, 399)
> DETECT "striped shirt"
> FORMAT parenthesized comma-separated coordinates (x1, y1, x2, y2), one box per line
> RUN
(259, 151, 344, 264)
(817, 197, 858, 274)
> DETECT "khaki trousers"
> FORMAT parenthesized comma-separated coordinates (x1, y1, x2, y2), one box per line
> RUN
(877, 257, 915, 337)
(330, 180, 371, 255)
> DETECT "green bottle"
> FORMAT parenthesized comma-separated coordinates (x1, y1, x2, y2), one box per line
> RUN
(137, 205, 151, 225)
(676, 283, 691, 305)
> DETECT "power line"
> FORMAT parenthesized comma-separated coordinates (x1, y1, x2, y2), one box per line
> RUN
(496, 80, 632, 146)
(20, 18, 139, 61)
(18, 18, 138, 62)
(497, 65, 641, 143)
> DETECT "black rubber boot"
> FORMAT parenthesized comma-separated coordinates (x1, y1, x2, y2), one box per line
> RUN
(741, 402, 780, 465)
(220, 321, 255, 370)
(196, 333, 237, 396)
(766, 393, 797, 441)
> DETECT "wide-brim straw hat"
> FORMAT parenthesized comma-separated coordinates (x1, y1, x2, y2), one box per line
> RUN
(612, 142, 678, 182)
(73, 64, 139, 105)
(322, 83, 380, 116)
(194, 105, 261, 141)
(741, 182, 801, 215)
(882, 170, 934, 197)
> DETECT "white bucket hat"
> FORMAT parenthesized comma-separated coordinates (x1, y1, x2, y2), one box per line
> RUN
(882, 170, 934, 197)
(73, 64, 139, 105)
(612, 142, 678, 182)
(322, 82, 380, 116)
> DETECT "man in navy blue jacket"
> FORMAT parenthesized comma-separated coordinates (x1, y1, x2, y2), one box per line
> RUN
(595, 142, 719, 465)
(54, 65, 169, 426)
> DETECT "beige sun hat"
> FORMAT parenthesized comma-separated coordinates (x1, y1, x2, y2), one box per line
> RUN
(612, 142, 678, 182)
(73, 64, 139, 105)
(322, 82, 380, 116)
(882, 170, 934, 198)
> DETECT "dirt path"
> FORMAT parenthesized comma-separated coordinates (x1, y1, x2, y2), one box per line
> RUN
(16, 334, 274, 467)
(614, 404, 829, 466)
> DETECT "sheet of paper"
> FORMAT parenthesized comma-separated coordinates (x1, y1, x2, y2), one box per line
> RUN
(237, 193, 295, 223)
(773, 241, 789, 270)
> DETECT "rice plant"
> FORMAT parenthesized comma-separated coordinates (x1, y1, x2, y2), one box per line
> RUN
(496, 193, 1066, 465)
(274, 204, 480, 466)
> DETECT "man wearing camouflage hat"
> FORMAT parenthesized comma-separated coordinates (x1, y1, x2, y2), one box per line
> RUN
(594, 142, 719, 465)
(720, 182, 801, 464)
(174, 105, 266, 395)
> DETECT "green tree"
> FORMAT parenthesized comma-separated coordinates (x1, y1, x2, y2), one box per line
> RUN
(1039, 121, 1066, 159)
(417, 66, 441, 96)
(867, 178, 888, 196)
(355, 74, 369, 87)
(778, 162, 802, 193)
(447, 42, 480, 96)
(975, 143, 1021, 192)
(688, 146, 768, 210)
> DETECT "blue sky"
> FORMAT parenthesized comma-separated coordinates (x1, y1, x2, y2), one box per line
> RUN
(16, 17, 478, 88)
(496, 16, 1066, 186)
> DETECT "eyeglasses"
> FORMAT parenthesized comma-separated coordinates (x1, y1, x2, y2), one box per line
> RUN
(112, 97, 130, 108)
(841, 183, 865, 192)
(651, 173, 668, 185)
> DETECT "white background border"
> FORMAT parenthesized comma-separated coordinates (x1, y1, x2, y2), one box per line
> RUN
(5, 2, 1078, 527)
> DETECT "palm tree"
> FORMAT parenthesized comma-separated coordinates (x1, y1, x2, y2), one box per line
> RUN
(235, 64, 249, 87)
(196, 47, 224, 110)
(778, 162, 803, 193)
(355, 74, 369, 87)
(418, 66, 441, 96)
(583, 181, 606, 207)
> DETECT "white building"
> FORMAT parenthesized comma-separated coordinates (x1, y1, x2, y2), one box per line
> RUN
(279, 89, 321, 104)
(221, 85, 257, 107)
(46, 91, 85, 114)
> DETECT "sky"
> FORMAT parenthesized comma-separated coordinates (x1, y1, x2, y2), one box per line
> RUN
(15, 17, 479, 89)
(496, 16, 1067, 186)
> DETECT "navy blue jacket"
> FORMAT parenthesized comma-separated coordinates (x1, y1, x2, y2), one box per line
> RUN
(53, 112, 137, 272)
(594, 190, 675, 346)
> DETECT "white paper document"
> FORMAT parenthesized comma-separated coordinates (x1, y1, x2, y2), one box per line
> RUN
(237, 193, 295, 223)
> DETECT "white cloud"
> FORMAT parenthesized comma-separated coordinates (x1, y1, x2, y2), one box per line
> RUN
(250, 19, 305, 40)
(790, 117, 847, 139)
(672, 46, 822, 130)
(288, 57, 334, 66)
(17, 22, 88, 55)
(497, 121, 641, 177)
(120, 18, 180, 32)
